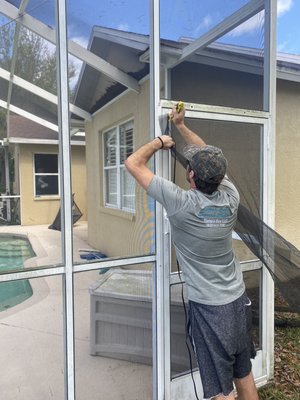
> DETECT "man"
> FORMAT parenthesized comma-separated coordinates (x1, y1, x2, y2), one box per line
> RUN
(125, 104, 258, 400)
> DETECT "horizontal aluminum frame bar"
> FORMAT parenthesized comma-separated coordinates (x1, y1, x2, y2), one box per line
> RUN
(0, 67, 92, 121)
(0, 99, 58, 131)
(0, 195, 20, 198)
(170, 260, 262, 286)
(0, 255, 156, 282)
(160, 100, 270, 121)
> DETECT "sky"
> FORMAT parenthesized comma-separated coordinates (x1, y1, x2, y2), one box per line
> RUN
(64, 0, 300, 88)
(1, 0, 299, 55)
(1, 0, 299, 90)
(276, 0, 299, 53)
(65, 0, 300, 55)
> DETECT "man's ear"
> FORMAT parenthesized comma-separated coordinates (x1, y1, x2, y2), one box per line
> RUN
(189, 169, 195, 179)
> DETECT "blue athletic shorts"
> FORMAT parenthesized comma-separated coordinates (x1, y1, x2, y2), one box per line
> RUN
(189, 292, 256, 399)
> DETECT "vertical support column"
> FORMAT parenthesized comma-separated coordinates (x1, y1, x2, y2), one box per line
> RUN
(4, 146, 11, 221)
(55, 0, 75, 399)
(163, 67, 172, 400)
(263, 0, 277, 222)
(4, 145, 10, 195)
(262, 0, 277, 382)
(150, 1, 165, 399)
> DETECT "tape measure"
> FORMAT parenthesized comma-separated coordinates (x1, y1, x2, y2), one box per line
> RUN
(176, 101, 184, 113)
(168, 101, 184, 121)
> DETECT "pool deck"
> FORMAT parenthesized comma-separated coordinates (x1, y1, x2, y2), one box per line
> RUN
(0, 222, 152, 400)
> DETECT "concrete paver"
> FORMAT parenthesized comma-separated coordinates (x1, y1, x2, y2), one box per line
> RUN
(0, 222, 152, 400)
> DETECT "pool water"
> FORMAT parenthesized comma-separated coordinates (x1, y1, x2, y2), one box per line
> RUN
(0, 235, 35, 311)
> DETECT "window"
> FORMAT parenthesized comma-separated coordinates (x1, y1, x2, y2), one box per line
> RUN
(103, 120, 135, 212)
(34, 153, 59, 196)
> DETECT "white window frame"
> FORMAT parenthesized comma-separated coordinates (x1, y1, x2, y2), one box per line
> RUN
(103, 119, 135, 212)
(33, 152, 60, 197)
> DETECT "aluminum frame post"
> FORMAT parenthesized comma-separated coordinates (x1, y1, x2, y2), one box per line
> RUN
(150, 0, 165, 399)
(55, 0, 75, 398)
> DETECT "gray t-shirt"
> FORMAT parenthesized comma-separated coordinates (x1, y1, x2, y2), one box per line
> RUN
(147, 176, 245, 305)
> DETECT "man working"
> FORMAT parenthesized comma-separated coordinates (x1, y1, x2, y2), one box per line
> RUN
(125, 104, 258, 400)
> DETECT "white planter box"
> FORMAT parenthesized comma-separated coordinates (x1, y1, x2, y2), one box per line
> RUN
(89, 269, 191, 371)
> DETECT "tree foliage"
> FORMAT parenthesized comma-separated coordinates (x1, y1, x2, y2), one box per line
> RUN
(0, 18, 77, 194)
(0, 20, 76, 94)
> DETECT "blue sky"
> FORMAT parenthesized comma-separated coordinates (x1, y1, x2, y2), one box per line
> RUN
(276, 0, 300, 53)
(1, 0, 299, 55)
(64, 0, 300, 55)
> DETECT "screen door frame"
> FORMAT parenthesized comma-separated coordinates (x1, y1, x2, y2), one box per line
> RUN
(159, 101, 274, 400)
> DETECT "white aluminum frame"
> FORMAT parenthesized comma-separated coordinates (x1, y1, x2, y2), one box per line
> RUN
(154, 0, 276, 398)
(159, 101, 272, 399)
(0, 1, 277, 399)
(54, 0, 75, 398)
(150, 1, 165, 399)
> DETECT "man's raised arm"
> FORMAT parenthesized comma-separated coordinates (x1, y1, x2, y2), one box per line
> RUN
(125, 135, 175, 190)
(171, 104, 206, 148)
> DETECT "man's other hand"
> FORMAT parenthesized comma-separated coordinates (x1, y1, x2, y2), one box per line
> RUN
(171, 104, 185, 126)
(158, 135, 175, 149)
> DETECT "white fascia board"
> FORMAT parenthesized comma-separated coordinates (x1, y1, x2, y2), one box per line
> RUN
(0, 0, 140, 93)
(169, 0, 264, 68)
(277, 52, 300, 64)
(0, 67, 91, 121)
(277, 69, 300, 83)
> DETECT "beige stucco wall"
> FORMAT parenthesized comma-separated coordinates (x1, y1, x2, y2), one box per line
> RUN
(19, 143, 87, 225)
(85, 81, 153, 258)
(275, 79, 300, 248)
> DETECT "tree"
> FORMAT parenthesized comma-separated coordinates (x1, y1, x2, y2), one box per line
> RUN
(0, 20, 76, 94)
(0, 18, 77, 197)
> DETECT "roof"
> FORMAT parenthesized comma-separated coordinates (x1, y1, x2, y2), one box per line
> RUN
(74, 27, 150, 115)
(8, 115, 85, 145)
(74, 26, 300, 115)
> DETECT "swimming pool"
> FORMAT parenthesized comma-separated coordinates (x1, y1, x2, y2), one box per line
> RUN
(0, 234, 35, 311)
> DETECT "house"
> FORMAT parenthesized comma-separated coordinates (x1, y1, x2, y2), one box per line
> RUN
(74, 26, 300, 259)
(5, 114, 87, 226)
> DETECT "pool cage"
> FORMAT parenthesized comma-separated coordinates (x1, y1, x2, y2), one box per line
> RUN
(0, 1, 277, 399)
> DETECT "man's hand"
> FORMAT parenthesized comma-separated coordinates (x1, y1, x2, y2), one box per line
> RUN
(158, 135, 175, 149)
(125, 135, 175, 190)
(170, 103, 206, 148)
(170, 104, 185, 127)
